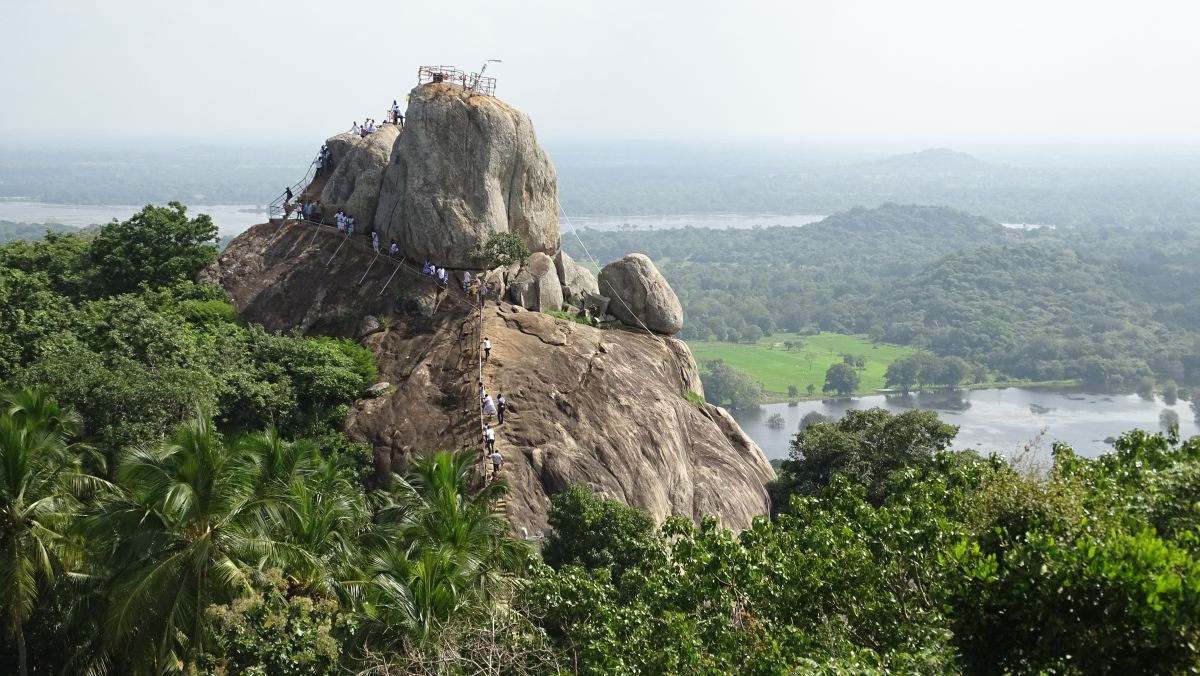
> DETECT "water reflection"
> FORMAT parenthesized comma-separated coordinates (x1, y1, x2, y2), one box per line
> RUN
(731, 387, 1199, 461)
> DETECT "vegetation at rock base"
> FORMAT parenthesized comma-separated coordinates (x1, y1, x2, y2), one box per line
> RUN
(4, 204, 1200, 673)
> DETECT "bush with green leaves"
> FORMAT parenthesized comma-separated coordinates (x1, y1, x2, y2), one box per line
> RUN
(472, 231, 530, 269)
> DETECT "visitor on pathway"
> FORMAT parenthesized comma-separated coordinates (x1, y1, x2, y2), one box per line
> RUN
(311, 201, 323, 224)
(350, 121, 360, 135)
(285, 186, 293, 201)
(462, 270, 472, 292)
(389, 99, 401, 124)
(282, 198, 295, 220)
(303, 201, 314, 221)
(347, 216, 356, 238)
(483, 337, 492, 362)
(489, 449, 502, 479)
(371, 231, 380, 253)
(437, 267, 448, 287)
(315, 150, 326, 179)
(483, 393, 497, 418)
(497, 392, 507, 424)
(484, 424, 496, 453)
(469, 279, 479, 299)
(389, 240, 399, 256)
(336, 210, 346, 233)
(422, 261, 434, 275)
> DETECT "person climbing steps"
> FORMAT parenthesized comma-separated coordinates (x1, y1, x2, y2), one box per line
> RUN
(489, 447, 502, 480)
(497, 391, 507, 424)
(483, 336, 491, 362)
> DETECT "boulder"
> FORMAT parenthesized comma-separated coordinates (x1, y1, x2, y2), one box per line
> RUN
(373, 83, 559, 267)
(598, 254, 684, 335)
(365, 382, 391, 397)
(212, 222, 775, 533)
(553, 250, 599, 305)
(505, 252, 563, 312)
(317, 127, 399, 231)
(356, 315, 382, 339)
(579, 292, 610, 319)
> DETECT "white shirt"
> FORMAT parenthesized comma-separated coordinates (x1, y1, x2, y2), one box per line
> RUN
(483, 339, 491, 350)
(485, 428, 495, 441)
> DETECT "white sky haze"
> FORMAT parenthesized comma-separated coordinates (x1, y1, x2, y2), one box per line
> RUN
(2, 0, 1198, 149)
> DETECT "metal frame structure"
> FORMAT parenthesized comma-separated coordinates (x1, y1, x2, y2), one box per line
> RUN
(417, 65, 497, 97)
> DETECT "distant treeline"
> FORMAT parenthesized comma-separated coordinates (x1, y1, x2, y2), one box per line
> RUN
(563, 203, 1200, 389)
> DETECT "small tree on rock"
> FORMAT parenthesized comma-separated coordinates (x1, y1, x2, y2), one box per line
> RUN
(472, 232, 530, 269)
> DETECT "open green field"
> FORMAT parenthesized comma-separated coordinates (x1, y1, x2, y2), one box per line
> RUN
(687, 332, 916, 400)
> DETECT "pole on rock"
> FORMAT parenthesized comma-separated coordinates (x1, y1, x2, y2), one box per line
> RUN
(326, 236, 348, 266)
(377, 258, 405, 296)
(357, 254, 379, 286)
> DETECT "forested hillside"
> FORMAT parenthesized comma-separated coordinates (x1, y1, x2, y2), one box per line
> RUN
(563, 204, 1200, 388)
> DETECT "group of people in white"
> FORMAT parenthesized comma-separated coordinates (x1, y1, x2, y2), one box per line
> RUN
(350, 99, 406, 138)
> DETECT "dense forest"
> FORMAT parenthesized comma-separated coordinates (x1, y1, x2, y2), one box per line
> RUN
(563, 203, 1200, 389)
(2, 204, 1199, 672)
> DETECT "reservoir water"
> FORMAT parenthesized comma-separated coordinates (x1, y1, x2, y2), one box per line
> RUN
(730, 387, 1199, 461)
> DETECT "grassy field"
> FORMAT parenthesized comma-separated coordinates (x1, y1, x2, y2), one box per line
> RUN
(687, 332, 916, 400)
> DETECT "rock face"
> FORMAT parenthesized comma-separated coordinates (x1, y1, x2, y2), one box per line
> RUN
(554, 250, 599, 306)
(316, 127, 399, 231)
(209, 223, 774, 532)
(373, 83, 560, 267)
(598, 254, 684, 335)
(505, 252, 563, 313)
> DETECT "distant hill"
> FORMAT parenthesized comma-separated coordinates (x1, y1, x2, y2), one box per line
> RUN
(854, 148, 998, 175)
(0, 220, 78, 243)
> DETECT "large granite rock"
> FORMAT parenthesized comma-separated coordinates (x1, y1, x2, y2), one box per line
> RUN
(373, 83, 560, 267)
(554, 250, 599, 306)
(209, 222, 773, 532)
(316, 127, 399, 230)
(506, 252, 563, 312)
(598, 253, 684, 335)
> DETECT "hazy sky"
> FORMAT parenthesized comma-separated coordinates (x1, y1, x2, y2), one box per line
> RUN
(3, 0, 1199, 150)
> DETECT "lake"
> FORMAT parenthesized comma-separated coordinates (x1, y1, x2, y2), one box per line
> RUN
(0, 201, 266, 236)
(731, 387, 1199, 460)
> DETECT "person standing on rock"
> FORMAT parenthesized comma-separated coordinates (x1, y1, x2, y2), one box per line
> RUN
(497, 392, 507, 424)
(389, 240, 399, 256)
(346, 216, 355, 238)
(489, 448, 502, 480)
(484, 424, 496, 454)
(311, 201, 323, 224)
(462, 270, 471, 292)
(371, 231, 380, 253)
(482, 337, 492, 362)
(483, 393, 497, 419)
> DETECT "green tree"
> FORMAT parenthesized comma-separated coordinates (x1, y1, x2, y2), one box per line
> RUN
(940, 356, 970, 389)
(472, 232, 530, 269)
(89, 202, 218, 295)
(787, 384, 799, 399)
(885, 355, 920, 393)
(543, 484, 664, 582)
(80, 415, 304, 672)
(769, 407, 959, 510)
(822, 362, 859, 396)
(361, 449, 528, 644)
(0, 390, 108, 676)
(699, 359, 763, 409)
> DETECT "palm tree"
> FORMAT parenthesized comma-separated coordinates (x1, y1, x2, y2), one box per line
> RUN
(80, 415, 284, 673)
(0, 389, 107, 676)
(361, 449, 529, 644)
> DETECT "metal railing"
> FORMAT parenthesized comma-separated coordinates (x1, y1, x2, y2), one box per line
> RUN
(267, 156, 321, 221)
(417, 65, 497, 97)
